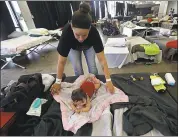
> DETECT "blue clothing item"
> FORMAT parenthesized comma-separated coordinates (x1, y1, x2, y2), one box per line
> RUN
(68, 46, 98, 76)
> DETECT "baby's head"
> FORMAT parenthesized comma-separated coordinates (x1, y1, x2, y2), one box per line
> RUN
(71, 88, 87, 107)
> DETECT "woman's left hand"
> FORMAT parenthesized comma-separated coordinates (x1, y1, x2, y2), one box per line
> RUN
(106, 81, 115, 93)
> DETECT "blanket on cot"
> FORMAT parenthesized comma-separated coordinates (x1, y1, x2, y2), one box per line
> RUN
(53, 75, 129, 133)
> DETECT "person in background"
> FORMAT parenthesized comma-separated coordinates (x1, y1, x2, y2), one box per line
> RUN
(50, 2, 114, 95)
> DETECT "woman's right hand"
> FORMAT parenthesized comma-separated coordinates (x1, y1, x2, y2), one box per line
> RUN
(50, 83, 61, 95)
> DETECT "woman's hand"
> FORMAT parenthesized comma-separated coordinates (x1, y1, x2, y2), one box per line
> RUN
(106, 81, 115, 93)
(50, 83, 61, 95)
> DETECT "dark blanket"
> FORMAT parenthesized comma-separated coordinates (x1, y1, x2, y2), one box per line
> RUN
(111, 72, 178, 136)
(123, 96, 177, 136)
(32, 100, 73, 136)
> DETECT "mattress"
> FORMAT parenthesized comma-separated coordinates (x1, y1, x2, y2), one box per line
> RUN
(124, 36, 162, 64)
(145, 36, 175, 50)
(1, 35, 52, 55)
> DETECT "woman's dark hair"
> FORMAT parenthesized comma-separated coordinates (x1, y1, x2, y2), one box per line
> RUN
(71, 88, 87, 102)
(72, 2, 92, 29)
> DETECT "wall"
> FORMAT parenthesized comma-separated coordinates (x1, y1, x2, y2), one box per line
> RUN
(167, 1, 178, 14)
(158, 1, 168, 18)
(17, 1, 36, 29)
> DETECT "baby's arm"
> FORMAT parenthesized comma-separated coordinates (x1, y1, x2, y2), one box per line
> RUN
(80, 96, 91, 112)
(70, 102, 76, 111)
(70, 103, 81, 113)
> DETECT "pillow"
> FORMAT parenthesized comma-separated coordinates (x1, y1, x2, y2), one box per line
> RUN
(169, 36, 178, 40)
(8, 31, 27, 39)
(152, 18, 159, 21)
(28, 28, 49, 35)
(42, 74, 55, 92)
(159, 28, 171, 36)
(137, 16, 143, 21)
(105, 38, 126, 47)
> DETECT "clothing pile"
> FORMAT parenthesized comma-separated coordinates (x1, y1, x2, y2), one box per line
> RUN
(0, 73, 57, 135)
(1, 73, 45, 112)
(101, 20, 120, 36)
(131, 43, 160, 56)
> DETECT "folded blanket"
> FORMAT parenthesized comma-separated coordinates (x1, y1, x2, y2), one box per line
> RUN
(140, 43, 160, 55)
(53, 75, 128, 133)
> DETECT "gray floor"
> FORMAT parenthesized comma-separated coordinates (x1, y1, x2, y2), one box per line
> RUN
(1, 40, 177, 87)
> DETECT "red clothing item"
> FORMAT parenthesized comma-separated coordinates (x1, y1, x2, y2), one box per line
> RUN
(147, 18, 153, 23)
(80, 81, 95, 98)
(166, 40, 178, 49)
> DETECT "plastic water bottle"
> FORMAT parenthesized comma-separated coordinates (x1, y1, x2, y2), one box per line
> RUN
(165, 73, 176, 86)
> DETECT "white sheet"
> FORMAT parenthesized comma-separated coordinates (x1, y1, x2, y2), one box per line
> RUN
(91, 106, 113, 136)
(104, 47, 129, 68)
(1, 35, 52, 55)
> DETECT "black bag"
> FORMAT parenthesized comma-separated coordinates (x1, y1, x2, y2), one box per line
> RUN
(1, 73, 45, 112)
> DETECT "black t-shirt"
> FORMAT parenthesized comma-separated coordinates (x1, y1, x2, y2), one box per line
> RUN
(57, 23, 104, 57)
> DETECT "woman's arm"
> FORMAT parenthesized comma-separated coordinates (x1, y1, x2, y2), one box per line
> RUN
(57, 55, 67, 79)
(50, 54, 67, 94)
(96, 51, 114, 93)
(96, 51, 110, 79)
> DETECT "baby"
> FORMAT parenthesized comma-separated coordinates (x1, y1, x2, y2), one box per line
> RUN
(70, 88, 90, 113)
(70, 76, 101, 113)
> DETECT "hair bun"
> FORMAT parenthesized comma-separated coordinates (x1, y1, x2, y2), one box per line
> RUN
(79, 2, 90, 14)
